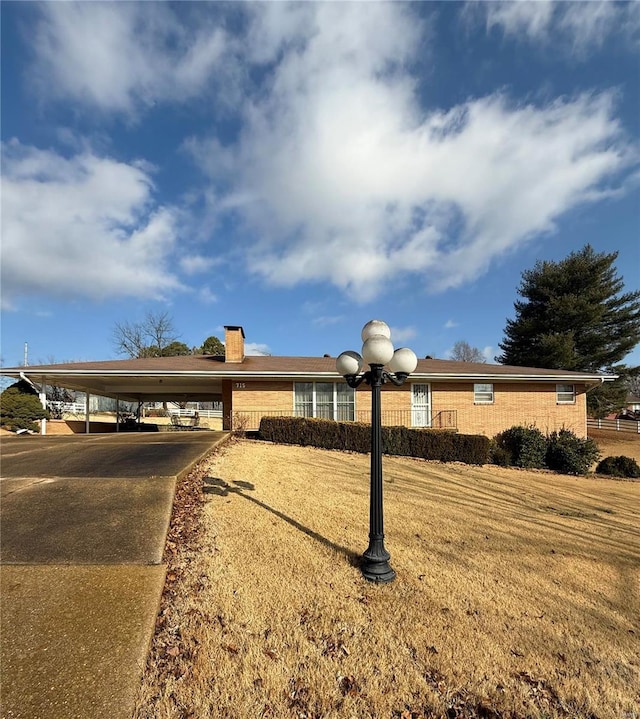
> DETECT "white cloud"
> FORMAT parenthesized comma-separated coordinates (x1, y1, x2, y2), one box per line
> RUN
(1, 140, 183, 306)
(180, 255, 218, 275)
(444, 320, 459, 329)
(198, 287, 217, 304)
(30, 3, 230, 115)
(389, 326, 417, 344)
(483, 1, 555, 40)
(22, 2, 638, 304)
(245, 342, 270, 356)
(479, 1, 640, 54)
(188, 3, 635, 299)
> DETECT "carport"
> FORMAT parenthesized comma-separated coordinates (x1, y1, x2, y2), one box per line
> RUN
(2, 356, 226, 434)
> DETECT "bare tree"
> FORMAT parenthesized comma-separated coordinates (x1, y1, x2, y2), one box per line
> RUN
(450, 340, 486, 363)
(112, 311, 179, 358)
(626, 371, 640, 399)
(143, 311, 178, 353)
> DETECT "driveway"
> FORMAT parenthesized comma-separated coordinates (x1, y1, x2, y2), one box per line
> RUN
(0, 431, 228, 719)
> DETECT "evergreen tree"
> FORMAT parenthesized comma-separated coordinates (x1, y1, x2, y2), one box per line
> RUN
(0, 381, 49, 432)
(497, 245, 640, 416)
(199, 335, 225, 355)
(161, 341, 191, 356)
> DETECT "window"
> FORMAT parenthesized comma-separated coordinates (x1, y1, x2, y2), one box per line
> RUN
(294, 382, 314, 417)
(556, 384, 575, 404)
(294, 382, 355, 421)
(474, 383, 494, 404)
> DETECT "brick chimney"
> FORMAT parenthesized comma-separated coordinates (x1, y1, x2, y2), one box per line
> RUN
(224, 326, 245, 363)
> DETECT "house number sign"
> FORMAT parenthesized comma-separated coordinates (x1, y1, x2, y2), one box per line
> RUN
(235, 382, 246, 389)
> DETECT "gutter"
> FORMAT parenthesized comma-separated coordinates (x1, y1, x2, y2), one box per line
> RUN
(585, 377, 607, 393)
(4, 368, 616, 382)
(19, 371, 41, 393)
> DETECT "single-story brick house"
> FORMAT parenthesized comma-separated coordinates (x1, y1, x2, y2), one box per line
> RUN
(2, 325, 614, 437)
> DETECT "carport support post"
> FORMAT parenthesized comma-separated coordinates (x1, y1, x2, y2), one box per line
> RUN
(85, 393, 91, 434)
(116, 397, 120, 433)
(39, 377, 47, 436)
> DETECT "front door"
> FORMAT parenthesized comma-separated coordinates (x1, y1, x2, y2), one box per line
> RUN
(411, 383, 431, 427)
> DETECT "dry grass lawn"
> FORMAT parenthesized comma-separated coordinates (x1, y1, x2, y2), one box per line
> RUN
(589, 428, 640, 466)
(135, 438, 640, 719)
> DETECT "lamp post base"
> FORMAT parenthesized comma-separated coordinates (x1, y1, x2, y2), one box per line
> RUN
(361, 540, 396, 583)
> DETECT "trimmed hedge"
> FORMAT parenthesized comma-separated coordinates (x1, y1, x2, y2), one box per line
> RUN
(258, 416, 489, 465)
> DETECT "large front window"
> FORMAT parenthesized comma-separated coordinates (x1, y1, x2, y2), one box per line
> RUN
(294, 382, 355, 421)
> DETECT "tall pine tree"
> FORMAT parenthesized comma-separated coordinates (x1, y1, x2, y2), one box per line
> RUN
(497, 245, 640, 416)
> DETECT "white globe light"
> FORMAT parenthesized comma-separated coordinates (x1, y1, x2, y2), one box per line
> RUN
(362, 334, 394, 365)
(336, 351, 363, 376)
(389, 347, 418, 375)
(361, 320, 391, 342)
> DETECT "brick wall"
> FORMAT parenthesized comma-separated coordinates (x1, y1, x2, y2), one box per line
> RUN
(432, 382, 588, 437)
(227, 379, 588, 437)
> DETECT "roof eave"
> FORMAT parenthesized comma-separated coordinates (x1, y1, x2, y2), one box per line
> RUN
(2, 368, 617, 382)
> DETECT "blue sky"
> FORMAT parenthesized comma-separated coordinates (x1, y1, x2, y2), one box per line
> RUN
(1, 1, 639, 369)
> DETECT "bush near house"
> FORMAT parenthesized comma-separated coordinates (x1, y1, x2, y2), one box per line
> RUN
(259, 416, 489, 465)
(596, 455, 640, 478)
(491, 426, 547, 468)
(545, 429, 601, 475)
(0, 381, 49, 432)
(491, 425, 601, 476)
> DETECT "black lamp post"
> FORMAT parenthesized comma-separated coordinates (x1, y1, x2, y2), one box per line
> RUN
(337, 320, 417, 583)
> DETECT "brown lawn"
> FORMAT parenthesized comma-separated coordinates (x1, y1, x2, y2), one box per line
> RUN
(135, 439, 640, 719)
(588, 428, 640, 466)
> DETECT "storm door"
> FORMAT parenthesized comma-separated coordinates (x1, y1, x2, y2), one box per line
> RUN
(411, 383, 431, 427)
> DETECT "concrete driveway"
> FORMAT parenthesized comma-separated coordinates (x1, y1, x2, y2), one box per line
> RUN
(0, 431, 228, 719)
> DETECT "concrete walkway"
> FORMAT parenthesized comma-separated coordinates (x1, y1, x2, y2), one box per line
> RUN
(0, 432, 228, 719)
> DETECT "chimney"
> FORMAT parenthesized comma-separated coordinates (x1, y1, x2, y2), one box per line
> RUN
(224, 326, 245, 363)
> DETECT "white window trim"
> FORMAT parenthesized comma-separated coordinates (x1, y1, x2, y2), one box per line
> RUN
(474, 383, 494, 404)
(556, 383, 576, 404)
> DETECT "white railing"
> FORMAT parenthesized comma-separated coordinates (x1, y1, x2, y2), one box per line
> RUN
(587, 418, 640, 434)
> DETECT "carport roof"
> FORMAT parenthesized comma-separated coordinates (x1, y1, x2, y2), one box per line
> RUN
(1, 354, 612, 403)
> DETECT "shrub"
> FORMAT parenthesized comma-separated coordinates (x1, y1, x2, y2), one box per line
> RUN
(491, 426, 547, 468)
(259, 417, 489, 465)
(0, 383, 49, 432)
(545, 428, 600, 476)
(489, 442, 512, 467)
(596, 455, 640, 478)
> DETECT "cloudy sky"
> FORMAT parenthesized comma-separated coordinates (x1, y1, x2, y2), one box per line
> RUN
(1, 1, 639, 368)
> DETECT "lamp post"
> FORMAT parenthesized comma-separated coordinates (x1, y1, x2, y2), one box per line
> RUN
(336, 320, 418, 583)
